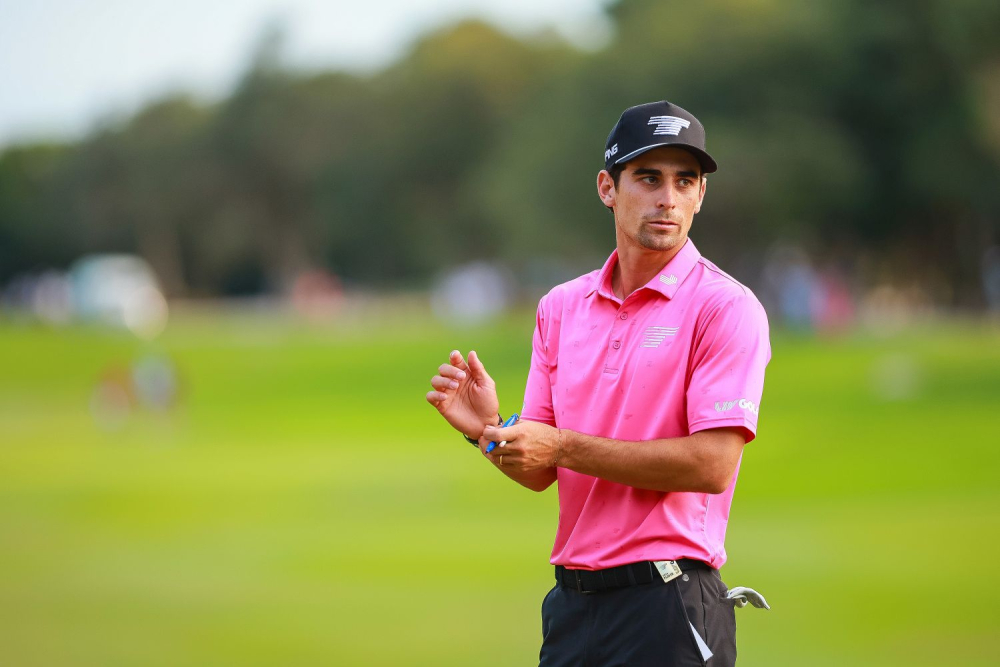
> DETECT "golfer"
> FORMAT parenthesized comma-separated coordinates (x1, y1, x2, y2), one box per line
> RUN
(427, 100, 770, 666)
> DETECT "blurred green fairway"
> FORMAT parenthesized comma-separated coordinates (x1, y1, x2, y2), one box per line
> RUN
(2, 309, 999, 666)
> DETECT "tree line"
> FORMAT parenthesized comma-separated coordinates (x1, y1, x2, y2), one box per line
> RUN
(1, 0, 998, 306)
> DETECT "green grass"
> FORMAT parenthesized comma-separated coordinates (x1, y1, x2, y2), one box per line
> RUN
(2, 311, 999, 665)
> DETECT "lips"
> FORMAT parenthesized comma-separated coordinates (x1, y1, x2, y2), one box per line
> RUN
(646, 220, 679, 229)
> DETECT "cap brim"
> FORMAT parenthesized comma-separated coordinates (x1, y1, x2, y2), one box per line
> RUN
(613, 142, 717, 174)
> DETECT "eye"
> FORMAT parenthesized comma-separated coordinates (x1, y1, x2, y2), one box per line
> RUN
(642, 175, 658, 184)
(678, 178, 693, 187)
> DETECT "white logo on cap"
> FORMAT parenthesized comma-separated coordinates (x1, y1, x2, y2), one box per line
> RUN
(648, 116, 690, 136)
(605, 143, 618, 161)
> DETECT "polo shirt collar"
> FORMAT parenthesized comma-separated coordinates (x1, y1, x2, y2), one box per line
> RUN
(587, 238, 702, 301)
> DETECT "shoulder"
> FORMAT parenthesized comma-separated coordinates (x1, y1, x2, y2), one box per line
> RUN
(690, 257, 768, 323)
(536, 268, 600, 314)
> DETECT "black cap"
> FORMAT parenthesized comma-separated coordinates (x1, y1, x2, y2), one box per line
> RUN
(604, 100, 717, 174)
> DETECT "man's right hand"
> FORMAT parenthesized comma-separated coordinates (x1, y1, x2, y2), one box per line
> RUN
(426, 350, 500, 441)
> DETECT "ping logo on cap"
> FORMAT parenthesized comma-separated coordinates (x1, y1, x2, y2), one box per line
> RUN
(605, 143, 618, 161)
(648, 116, 690, 136)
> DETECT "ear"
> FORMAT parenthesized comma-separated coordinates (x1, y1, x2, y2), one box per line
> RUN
(693, 176, 707, 214)
(597, 170, 616, 208)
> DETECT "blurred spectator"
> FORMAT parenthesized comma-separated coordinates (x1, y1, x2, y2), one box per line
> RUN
(1, 270, 73, 324)
(290, 269, 344, 322)
(91, 354, 181, 431)
(762, 244, 819, 330)
(812, 267, 856, 335)
(859, 283, 933, 334)
(431, 261, 513, 325)
(70, 254, 168, 339)
(90, 364, 135, 431)
(132, 354, 180, 412)
(983, 246, 1000, 313)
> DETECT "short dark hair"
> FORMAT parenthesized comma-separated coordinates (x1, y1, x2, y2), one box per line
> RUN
(609, 163, 626, 188)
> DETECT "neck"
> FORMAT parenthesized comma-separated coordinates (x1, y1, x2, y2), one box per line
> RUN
(611, 236, 686, 300)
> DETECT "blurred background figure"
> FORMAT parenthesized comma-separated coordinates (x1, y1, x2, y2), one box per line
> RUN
(761, 244, 819, 331)
(430, 261, 513, 326)
(90, 353, 181, 431)
(290, 268, 343, 322)
(70, 254, 169, 339)
(983, 246, 1000, 316)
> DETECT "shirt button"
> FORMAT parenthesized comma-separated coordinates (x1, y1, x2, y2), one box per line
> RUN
(619, 313, 628, 320)
(612, 340, 621, 349)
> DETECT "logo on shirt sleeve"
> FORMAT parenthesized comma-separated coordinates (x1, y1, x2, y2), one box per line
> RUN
(714, 398, 760, 416)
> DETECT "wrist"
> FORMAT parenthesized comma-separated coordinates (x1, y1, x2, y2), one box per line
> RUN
(553, 428, 573, 467)
(463, 413, 503, 446)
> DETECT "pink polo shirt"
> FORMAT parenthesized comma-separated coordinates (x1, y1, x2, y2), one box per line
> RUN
(522, 238, 770, 570)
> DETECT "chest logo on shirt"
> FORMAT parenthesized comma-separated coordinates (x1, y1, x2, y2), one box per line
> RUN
(641, 326, 679, 348)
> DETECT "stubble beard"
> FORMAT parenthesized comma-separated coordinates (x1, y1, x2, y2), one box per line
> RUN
(636, 224, 681, 252)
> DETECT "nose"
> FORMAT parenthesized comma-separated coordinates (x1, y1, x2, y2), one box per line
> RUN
(656, 183, 677, 209)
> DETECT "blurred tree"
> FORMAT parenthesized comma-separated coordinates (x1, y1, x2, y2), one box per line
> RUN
(62, 96, 214, 296)
(0, 143, 79, 283)
(317, 20, 577, 285)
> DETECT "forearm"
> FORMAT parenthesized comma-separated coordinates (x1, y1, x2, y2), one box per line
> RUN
(493, 464, 557, 492)
(557, 428, 742, 494)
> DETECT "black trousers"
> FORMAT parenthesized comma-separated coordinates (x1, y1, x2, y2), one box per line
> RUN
(538, 566, 737, 667)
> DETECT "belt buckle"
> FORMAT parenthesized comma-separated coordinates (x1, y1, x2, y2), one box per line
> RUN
(574, 570, 595, 595)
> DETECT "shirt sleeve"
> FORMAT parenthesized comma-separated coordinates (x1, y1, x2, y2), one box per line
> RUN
(686, 293, 771, 443)
(521, 298, 557, 427)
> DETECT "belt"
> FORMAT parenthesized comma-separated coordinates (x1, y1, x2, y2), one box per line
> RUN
(555, 559, 711, 594)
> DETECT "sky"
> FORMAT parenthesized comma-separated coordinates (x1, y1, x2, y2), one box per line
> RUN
(0, 0, 609, 148)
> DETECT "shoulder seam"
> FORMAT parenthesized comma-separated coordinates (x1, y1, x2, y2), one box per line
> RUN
(697, 259, 749, 296)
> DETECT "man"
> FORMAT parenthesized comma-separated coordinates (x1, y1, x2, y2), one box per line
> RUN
(426, 100, 770, 666)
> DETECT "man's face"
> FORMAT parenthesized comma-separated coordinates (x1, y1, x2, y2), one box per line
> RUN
(597, 147, 707, 254)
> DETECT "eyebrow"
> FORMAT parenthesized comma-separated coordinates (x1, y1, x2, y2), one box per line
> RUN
(632, 167, 701, 179)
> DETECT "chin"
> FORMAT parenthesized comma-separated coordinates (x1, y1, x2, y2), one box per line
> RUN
(638, 234, 680, 252)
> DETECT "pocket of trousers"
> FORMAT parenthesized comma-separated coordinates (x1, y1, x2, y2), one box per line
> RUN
(670, 580, 712, 665)
(540, 584, 558, 637)
(695, 569, 738, 665)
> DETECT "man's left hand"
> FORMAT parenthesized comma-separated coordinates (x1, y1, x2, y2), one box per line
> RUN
(480, 420, 563, 472)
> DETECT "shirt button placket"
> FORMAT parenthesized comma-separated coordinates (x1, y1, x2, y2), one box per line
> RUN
(604, 305, 630, 374)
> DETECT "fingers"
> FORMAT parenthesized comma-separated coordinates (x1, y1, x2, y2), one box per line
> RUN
(449, 350, 471, 373)
(430, 375, 459, 392)
(426, 390, 448, 406)
(482, 423, 518, 444)
(437, 364, 467, 382)
(467, 350, 493, 382)
(485, 448, 520, 468)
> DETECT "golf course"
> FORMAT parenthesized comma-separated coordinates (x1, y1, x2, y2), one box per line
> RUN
(2, 308, 998, 665)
